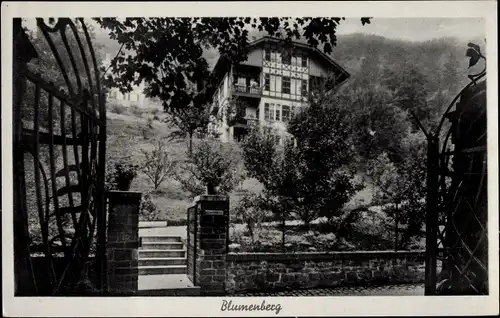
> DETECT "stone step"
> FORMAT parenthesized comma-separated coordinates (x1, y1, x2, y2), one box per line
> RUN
(138, 274, 200, 296)
(139, 265, 187, 275)
(140, 242, 184, 250)
(139, 249, 186, 258)
(139, 257, 187, 266)
(137, 286, 200, 296)
(139, 221, 168, 228)
(141, 235, 182, 243)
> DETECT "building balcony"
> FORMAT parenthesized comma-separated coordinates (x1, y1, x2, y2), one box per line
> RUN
(232, 84, 263, 98)
(230, 115, 259, 128)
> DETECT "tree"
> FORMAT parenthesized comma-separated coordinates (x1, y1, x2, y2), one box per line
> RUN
(367, 153, 406, 250)
(165, 105, 211, 156)
(232, 191, 267, 245)
(442, 51, 461, 93)
(240, 127, 295, 250)
(242, 91, 363, 230)
(174, 138, 243, 196)
(367, 133, 427, 250)
(94, 17, 371, 114)
(140, 139, 176, 189)
(337, 85, 410, 164)
(383, 64, 435, 132)
(286, 94, 364, 228)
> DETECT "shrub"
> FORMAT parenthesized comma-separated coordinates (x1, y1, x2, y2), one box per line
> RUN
(150, 108, 160, 116)
(138, 119, 154, 140)
(105, 162, 139, 191)
(139, 193, 160, 221)
(108, 102, 127, 115)
(232, 191, 266, 244)
(174, 138, 243, 196)
(130, 104, 144, 117)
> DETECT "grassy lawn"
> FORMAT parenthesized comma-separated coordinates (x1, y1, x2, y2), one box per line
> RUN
(106, 106, 378, 224)
(106, 105, 266, 223)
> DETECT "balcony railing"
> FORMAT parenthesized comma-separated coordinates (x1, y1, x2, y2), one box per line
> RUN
(232, 84, 263, 96)
(229, 115, 259, 128)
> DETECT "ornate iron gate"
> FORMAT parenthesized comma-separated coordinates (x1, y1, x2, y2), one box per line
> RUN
(424, 45, 487, 295)
(13, 18, 107, 295)
(186, 205, 198, 285)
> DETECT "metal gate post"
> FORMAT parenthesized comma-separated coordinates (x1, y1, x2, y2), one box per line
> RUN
(425, 136, 439, 295)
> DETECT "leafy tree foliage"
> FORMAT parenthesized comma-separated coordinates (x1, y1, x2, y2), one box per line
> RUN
(287, 94, 364, 227)
(94, 17, 370, 114)
(239, 128, 295, 249)
(165, 105, 211, 155)
(442, 51, 461, 93)
(232, 191, 267, 245)
(242, 91, 363, 230)
(336, 86, 409, 164)
(367, 133, 427, 250)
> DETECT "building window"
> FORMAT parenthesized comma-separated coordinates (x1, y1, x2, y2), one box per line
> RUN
(282, 52, 291, 65)
(302, 79, 308, 96)
(302, 56, 308, 67)
(282, 105, 290, 122)
(282, 76, 291, 94)
(271, 51, 277, 62)
(265, 49, 271, 61)
(275, 104, 281, 121)
(292, 56, 297, 66)
(237, 77, 246, 86)
(264, 103, 271, 121)
(264, 74, 270, 91)
(275, 76, 282, 92)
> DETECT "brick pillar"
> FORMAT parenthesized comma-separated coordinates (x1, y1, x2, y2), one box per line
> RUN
(194, 195, 229, 296)
(106, 191, 141, 295)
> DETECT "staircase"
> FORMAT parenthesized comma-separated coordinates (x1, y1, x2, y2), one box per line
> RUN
(137, 235, 199, 296)
(139, 235, 186, 275)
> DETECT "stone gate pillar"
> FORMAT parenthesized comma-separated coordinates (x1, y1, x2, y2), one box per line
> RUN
(193, 195, 229, 296)
(106, 191, 141, 295)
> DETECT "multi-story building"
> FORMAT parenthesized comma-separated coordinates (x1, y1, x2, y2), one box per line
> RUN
(207, 36, 350, 143)
(102, 53, 161, 109)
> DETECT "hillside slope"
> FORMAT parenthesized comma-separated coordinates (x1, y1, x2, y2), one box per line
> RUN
(104, 33, 481, 222)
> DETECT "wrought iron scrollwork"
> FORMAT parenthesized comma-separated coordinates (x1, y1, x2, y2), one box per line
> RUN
(424, 43, 487, 295)
(13, 18, 107, 295)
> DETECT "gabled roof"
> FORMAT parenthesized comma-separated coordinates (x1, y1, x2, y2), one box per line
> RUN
(208, 36, 350, 97)
(248, 36, 350, 84)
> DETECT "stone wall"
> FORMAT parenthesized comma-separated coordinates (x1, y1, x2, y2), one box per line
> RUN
(226, 251, 425, 294)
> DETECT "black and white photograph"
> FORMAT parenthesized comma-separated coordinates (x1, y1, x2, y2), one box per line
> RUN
(2, 1, 498, 317)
